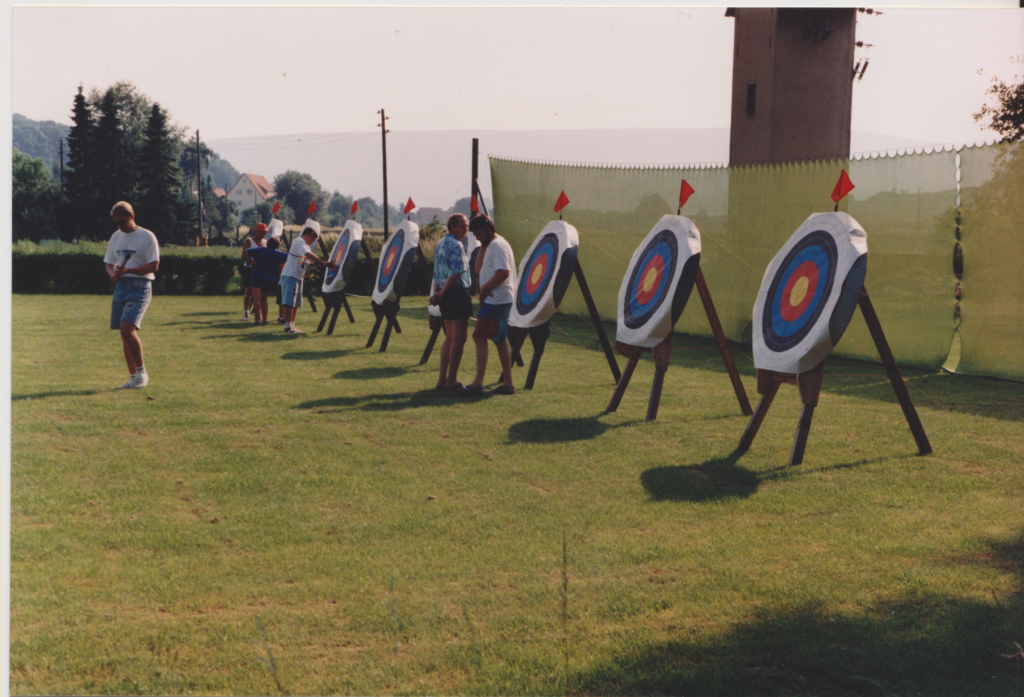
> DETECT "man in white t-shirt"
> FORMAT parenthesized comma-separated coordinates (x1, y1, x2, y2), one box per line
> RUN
(103, 201, 160, 389)
(280, 221, 335, 334)
(460, 215, 517, 395)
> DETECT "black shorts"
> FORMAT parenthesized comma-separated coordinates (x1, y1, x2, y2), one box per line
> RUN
(240, 266, 253, 287)
(439, 284, 474, 321)
(251, 276, 276, 293)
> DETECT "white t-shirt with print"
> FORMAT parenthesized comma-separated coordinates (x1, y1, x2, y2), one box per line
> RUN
(479, 234, 516, 305)
(104, 227, 160, 280)
(282, 237, 312, 280)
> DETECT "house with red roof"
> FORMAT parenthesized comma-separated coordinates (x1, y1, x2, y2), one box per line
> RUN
(226, 174, 275, 212)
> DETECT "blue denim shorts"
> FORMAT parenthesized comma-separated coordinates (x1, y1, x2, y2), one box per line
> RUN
(280, 275, 303, 308)
(473, 302, 512, 344)
(111, 277, 153, 330)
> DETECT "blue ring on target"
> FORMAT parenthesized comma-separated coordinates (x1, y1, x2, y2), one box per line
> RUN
(515, 233, 559, 316)
(761, 230, 837, 353)
(325, 231, 350, 285)
(376, 229, 406, 294)
(623, 230, 678, 329)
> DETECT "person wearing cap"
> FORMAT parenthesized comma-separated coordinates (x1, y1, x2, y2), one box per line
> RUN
(242, 236, 287, 325)
(240, 223, 268, 320)
(281, 220, 335, 334)
(103, 201, 160, 390)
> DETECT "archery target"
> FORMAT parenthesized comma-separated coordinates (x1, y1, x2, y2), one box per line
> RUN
(322, 220, 363, 294)
(753, 212, 868, 374)
(616, 215, 702, 348)
(372, 221, 420, 305)
(509, 221, 579, 329)
(267, 219, 284, 239)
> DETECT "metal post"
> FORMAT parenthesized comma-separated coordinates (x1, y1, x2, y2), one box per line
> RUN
(380, 109, 389, 239)
(471, 138, 479, 213)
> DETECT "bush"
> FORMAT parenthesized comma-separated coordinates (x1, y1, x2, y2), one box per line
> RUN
(11, 238, 436, 296)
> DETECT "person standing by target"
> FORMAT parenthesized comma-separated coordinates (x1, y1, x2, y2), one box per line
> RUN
(243, 236, 287, 326)
(461, 214, 516, 395)
(103, 201, 159, 390)
(240, 223, 268, 320)
(281, 223, 334, 334)
(430, 213, 474, 390)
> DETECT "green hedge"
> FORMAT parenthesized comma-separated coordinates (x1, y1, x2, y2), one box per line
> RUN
(12, 240, 434, 296)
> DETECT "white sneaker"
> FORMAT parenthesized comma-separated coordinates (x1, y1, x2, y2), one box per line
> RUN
(115, 378, 135, 390)
(130, 372, 149, 389)
(243, 314, 250, 321)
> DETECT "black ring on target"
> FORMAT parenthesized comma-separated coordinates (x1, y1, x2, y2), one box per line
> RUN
(515, 233, 560, 316)
(376, 229, 405, 294)
(623, 230, 678, 330)
(325, 230, 350, 285)
(760, 230, 838, 353)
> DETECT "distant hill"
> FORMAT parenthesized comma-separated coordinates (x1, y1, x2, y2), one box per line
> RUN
(13, 113, 241, 188)
(209, 128, 938, 211)
(13, 113, 69, 167)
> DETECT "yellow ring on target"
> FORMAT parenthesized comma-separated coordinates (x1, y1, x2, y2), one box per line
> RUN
(531, 264, 544, 285)
(790, 276, 809, 307)
(642, 267, 659, 294)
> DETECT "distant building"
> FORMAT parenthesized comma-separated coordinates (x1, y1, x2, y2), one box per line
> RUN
(726, 8, 856, 165)
(226, 174, 275, 212)
(212, 188, 226, 198)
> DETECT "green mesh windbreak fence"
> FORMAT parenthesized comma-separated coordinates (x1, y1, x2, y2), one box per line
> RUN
(491, 143, 1019, 380)
(958, 141, 1024, 382)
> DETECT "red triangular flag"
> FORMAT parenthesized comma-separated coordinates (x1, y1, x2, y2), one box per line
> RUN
(470, 196, 479, 214)
(679, 180, 695, 209)
(271, 201, 280, 214)
(553, 190, 570, 213)
(350, 200, 358, 215)
(308, 200, 317, 216)
(831, 170, 855, 203)
(404, 197, 416, 214)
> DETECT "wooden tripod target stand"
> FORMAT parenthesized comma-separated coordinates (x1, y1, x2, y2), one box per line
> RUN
(606, 268, 753, 421)
(738, 287, 933, 465)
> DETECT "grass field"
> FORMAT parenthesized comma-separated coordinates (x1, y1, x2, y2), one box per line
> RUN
(9, 293, 1024, 695)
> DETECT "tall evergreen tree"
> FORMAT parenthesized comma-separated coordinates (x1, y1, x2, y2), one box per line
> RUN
(138, 103, 186, 242)
(92, 89, 135, 219)
(63, 85, 95, 238)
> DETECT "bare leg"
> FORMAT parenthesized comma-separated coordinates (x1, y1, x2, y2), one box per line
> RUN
(243, 286, 252, 316)
(251, 287, 264, 322)
(120, 321, 143, 374)
(445, 318, 468, 388)
(437, 330, 452, 388)
(471, 335, 489, 387)
(496, 340, 513, 388)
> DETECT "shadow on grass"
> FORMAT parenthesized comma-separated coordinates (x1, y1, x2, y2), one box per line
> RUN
(181, 311, 232, 317)
(12, 389, 100, 401)
(574, 531, 1024, 697)
(296, 390, 454, 413)
(641, 451, 761, 502)
(507, 416, 641, 444)
(283, 349, 363, 361)
(332, 366, 409, 380)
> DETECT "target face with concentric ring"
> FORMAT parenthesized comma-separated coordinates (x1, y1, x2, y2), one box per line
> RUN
(322, 220, 363, 294)
(509, 221, 579, 329)
(372, 221, 420, 305)
(617, 215, 701, 348)
(753, 212, 868, 374)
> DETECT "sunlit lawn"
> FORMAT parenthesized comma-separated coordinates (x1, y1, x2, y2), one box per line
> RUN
(10, 294, 1024, 695)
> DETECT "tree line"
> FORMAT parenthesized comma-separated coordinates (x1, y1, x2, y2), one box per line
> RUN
(12, 81, 420, 244)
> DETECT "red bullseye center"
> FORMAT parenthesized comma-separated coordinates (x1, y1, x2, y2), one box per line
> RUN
(635, 256, 665, 305)
(780, 261, 818, 322)
(525, 255, 548, 294)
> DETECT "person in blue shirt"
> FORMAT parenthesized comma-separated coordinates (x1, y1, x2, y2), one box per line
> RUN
(429, 214, 474, 390)
(243, 237, 289, 326)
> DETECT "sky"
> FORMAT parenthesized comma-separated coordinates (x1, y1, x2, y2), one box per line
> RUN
(8, 5, 1024, 151)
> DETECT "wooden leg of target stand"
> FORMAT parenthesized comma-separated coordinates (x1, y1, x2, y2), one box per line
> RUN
(574, 262, 621, 383)
(607, 344, 643, 413)
(341, 295, 355, 323)
(523, 323, 551, 390)
(789, 362, 824, 466)
(379, 305, 399, 353)
(366, 302, 385, 348)
(326, 299, 344, 335)
(509, 327, 527, 368)
(419, 317, 444, 365)
(646, 340, 672, 421)
(316, 295, 335, 333)
(738, 370, 782, 452)
(695, 268, 753, 415)
(858, 288, 932, 455)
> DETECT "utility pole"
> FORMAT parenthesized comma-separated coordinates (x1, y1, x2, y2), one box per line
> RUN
(379, 109, 390, 240)
(196, 130, 205, 244)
